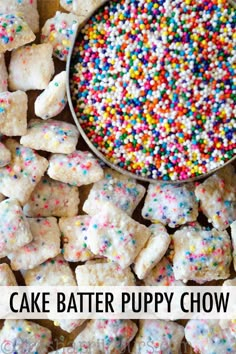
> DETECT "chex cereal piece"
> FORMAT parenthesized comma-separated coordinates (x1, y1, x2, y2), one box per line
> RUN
(75, 261, 135, 286)
(48, 150, 103, 186)
(0, 198, 32, 258)
(24, 254, 83, 333)
(20, 119, 79, 154)
(0, 13, 35, 54)
(134, 223, 171, 280)
(0, 55, 8, 92)
(0, 320, 51, 354)
(59, 215, 94, 262)
(132, 320, 184, 354)
(10, 217, 61, 270)
(142, 182, 198, 228)
(185, 319, 236, 354)
(172, 225, 232, 284)
(0, 0, 39, 33)
(0, 139, 48, 204)
(24, 176, 80, 218)
(0, 263, 17, 286)
(144, 257, 184, 286)
(60, 0, 73, 12)
(0, 91, 28, 136)
(60, 0, 108, 18)
(35, 71, 67, 119)
(0, 143, 10, 167)
(83, 168, 145, 216)
(220, 278, 236, 339)
(231, 221, 236, 271)
(73, 319, 138, 354)
(49, 349, 76, 354)
(195, 164, 236, 230)
(9, 43, 55, 91)
(41, 11, 79, 61)
(87, 203, 151, 268)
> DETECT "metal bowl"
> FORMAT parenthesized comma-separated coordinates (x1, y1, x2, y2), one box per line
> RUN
(66, 0, 236, 184)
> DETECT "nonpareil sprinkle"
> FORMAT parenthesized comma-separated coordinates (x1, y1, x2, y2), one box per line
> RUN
(70, 0, 236, 181)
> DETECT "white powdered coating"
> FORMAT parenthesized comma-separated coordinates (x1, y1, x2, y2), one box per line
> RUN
(35, 71, 67, 119)
(83, 168, 146, 216)
(48, 150, 104, 186)
(0, 91, 28, 136)
(134, 223, 171, 280)
(9, 43, 54, 91)
(20, 119, 79, 154)
(87, 203, 151, 268)
(10, 217, 61, 270)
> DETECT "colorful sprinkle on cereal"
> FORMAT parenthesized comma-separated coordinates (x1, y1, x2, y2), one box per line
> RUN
(70, 0, 236, 181)
(0, 13, 35, 53)
(41, 11, 79, 61)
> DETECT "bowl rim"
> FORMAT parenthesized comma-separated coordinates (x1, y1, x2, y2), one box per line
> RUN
(66, 0, 236, 185)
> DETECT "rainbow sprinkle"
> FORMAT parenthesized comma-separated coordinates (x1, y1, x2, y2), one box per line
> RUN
(70, 0, 236, 181)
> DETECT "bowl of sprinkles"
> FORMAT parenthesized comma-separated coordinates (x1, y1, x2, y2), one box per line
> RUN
(68, 0, 236, 182)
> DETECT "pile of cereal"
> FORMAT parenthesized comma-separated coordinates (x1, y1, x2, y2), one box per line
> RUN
(70, 0, 236, 181)
(0, 0, 235, 353)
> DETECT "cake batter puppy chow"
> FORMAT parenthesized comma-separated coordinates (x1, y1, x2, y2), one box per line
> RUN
(83, 168, 146, 216)
(9, 217, 61, 271)
(0, 142, 11, 168)
(59, 215, 94, 262)
(134, 223, 171, 280)
(142, 182, 198, 227)
(195, 164, 236, 231)
(0, 91, 28, 136)
(0, 198, 32, 259)
(20, 119, 79, 154)
(35, 71, 67, 120)
(0, 54, 8, 92)
(24, 176, 80, 218)
(47, 150, 104, 186)
(41, 11, 79, 61)
(9, 43, 55, 91)
(0, 139, 48, 204)
(87, 203, 151, 268)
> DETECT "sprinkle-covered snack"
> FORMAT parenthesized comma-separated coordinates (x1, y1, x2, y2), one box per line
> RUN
(0, 139, 48, 204)
(0, 263, 17, 286)
(41, 11, 79, 61)
(0, 91, 28, 136)
(20, 119, 79, 154)
(87, 203, 151, 268)
(0, 0, 40, 33)
(24, 176, 80, 218)
(231, 221, 236, 272)
(75, 261, 135, 286)
(172, 225, 232, 284)
(10, 217, 61, 270)
(83, 168, 146, 216)
(60, 0, 108, 18)
(134, 223, 171, 280)
(142, 183, 198, 227)
(195, 164, 236, 230)
(0, 13, 35, 53)
(47, 150, 103, 186)
(0, 320, 52, 354)
(0, 143, 11, 167)
(60, 0, 73, 12)
(185, 319, 236, 354)
(132, 320, 184, 354)
(59, 215, 94, 262)
(0, 54, 8, 92)
(73, 319, 138, 354)
(0, 198, 32, 258)
(144, 257, 184, 286)
(24, 254, 83, 333)
(9, 43, 55, 91)
(35, 71, 67, 119)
